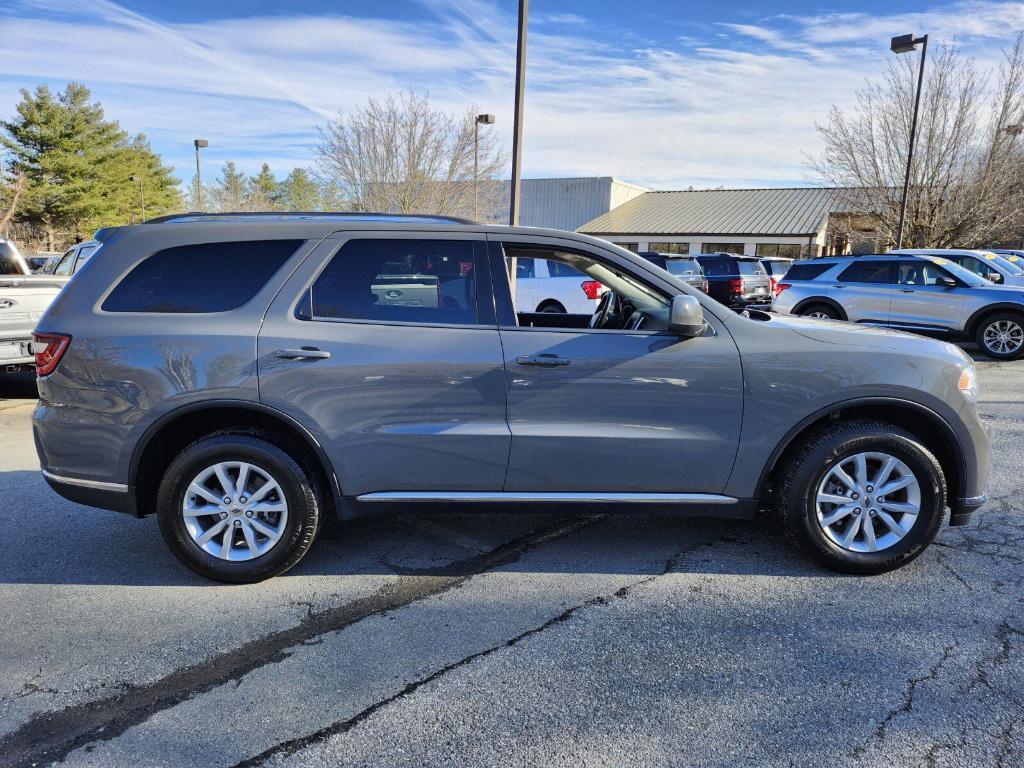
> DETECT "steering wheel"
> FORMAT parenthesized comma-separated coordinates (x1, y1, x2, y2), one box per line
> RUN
(589, 290, 617, 329)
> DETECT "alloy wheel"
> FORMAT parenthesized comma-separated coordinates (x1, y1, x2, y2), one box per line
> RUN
(181, 461, 289, 561)
(982, 319, 1024, 356)
(814, 451, 921, 553)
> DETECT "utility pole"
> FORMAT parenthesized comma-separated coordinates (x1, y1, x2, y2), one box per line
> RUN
(508, 0, 528, 227)
(890, 33, 928, 249)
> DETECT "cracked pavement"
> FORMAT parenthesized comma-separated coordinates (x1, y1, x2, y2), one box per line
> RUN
(0, 356, 1022, 768)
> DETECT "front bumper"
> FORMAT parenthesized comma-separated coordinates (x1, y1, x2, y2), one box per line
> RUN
(950, 495, 986, 526)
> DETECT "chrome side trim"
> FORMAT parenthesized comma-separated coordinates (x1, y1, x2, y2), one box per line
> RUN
(356, 491, 738, 504)
(42, 470, 128, 493)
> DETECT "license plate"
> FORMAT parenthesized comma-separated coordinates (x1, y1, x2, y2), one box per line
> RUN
(0, 342, 23, 359)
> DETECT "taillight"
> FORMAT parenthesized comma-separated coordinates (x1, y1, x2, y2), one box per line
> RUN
(33, 333, 71, 376)
(581, 280, 605, 300)
(776, 282, 791, 295)
(728, 278, 744, 294)
(769, 277, 779, 294)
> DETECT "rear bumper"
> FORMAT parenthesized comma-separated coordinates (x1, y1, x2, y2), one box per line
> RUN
(41, 470, 133, 514)
(0, 336, 34, 366)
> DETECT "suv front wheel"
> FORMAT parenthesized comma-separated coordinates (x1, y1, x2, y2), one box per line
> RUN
(157, 433, 322, 583)
(777, 421, 945, 574)
(975, 313, 1024, 360)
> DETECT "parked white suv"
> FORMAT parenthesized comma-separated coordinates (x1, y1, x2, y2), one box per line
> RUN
(513, 256, 606, 314)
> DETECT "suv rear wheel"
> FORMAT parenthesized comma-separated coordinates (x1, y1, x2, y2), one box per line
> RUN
(798, 303, 840, 320)
(777, 421, 945, 574)
(537, 300, 566, 313)
(157, 433, 321, 583)
(975, 312, 1024, 360)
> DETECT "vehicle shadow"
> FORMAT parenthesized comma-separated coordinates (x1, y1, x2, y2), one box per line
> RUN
(0, 468, 826, 587)
(0, 371, 37, 400)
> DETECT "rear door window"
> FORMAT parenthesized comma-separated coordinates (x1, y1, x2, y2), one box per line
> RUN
(103, 240, 301, 313)
(783, 262, 832, 281)
(837, 261, 895, 283)
(305, 238, 480, 325)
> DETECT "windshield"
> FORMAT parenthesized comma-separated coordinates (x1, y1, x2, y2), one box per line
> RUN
(665, 259, 701, 277)
(989, 254, 1024, 275)
(925, 257, 988, 287)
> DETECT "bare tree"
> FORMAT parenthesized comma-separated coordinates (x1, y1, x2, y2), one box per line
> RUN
(811, 34, 1024, 248)
(315, 90, 506, 220)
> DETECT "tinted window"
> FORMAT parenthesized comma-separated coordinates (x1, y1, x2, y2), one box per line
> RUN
(837, 261, 893, 284)
(784, 262, 833, 281)
(702, 243, 744, 255)
(665, 259, 702, 277)
(308, 239, 478, 325)
(738, 259, 766, 276)
(103, 240, 300, 313)
(546, 259, 585, 278)
(515, 257, 535, 279)
(698, 257, 732, 276)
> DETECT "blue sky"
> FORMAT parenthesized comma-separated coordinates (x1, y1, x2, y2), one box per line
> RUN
(2, 0, 1023, 190)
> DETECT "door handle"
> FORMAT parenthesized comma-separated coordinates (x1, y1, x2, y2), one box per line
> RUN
(516, 354, 570, 367)
(832, 284, 847, 288)
(276, 347, 331, 360)
(899, 289, 915, 293)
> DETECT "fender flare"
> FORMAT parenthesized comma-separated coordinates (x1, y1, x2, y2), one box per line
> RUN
(754, 396, 966, 500)
(128, 399, 341, 513)
(964, 303, 1024, 337)
(790, 296, 848, 320)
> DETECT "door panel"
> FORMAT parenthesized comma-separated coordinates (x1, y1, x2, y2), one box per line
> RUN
(890, 262, 967, 331)
(829, 261, 894, 322)
(257, 233, 510, 496)
(499, 324, 743, 493)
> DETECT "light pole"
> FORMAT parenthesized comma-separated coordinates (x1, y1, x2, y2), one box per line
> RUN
(890, 33, 928, 250)
(509, 0, 528, 227)
(474, 114, 495, 220)
(129, 175, 145, 222)
(193, 138, 208, 210)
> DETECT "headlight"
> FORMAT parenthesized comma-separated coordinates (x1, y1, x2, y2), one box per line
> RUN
(958, 366, 978, 401)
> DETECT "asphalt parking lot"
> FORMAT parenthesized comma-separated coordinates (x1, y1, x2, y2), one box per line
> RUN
(1, 356, 1022, 768)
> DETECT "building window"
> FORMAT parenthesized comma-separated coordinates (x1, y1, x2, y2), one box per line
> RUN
(612, 242, 639, 253)
(647, 242, 690, 255)
(701, 242, 744, 255)
(755, 243, 804, 259)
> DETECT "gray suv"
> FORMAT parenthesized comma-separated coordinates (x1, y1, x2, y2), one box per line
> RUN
(772, 254, 1024, 360)
(33, 214, 989, 582)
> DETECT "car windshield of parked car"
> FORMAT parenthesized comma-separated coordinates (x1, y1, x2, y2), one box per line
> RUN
(990, 254, 1024, 275)
(921, 258, 988, 287)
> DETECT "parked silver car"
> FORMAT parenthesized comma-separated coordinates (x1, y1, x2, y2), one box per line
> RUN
(33, 214, 989, 582)
(891, 248, 1024, 286)
(772, 253, 1024, 359)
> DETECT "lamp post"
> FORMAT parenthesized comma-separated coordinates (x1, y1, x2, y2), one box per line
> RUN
(474, 114, 496, 220)
(193, 138, 208, 210)
(129, 175, 145, 222)
(509, 0, 528, 227)
(890, 33, 928, 250)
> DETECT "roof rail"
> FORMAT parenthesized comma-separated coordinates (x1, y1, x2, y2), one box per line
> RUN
(141, 211, 479, 225)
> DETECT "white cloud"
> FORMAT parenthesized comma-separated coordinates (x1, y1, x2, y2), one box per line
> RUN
(1, 0, 1021, 188)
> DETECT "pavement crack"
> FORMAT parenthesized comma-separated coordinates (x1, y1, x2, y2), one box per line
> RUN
(0, 514, 601, 768)
(230, 531, 719, 768)
(851, 641, 960, 759)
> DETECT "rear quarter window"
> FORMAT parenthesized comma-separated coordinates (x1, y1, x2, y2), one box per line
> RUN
(783, 262, 833, 281)
(102, 240, 302, 313)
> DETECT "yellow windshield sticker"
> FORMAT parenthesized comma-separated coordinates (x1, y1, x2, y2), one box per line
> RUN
(984, 253, 997, 259)
(930, 258, 948, 265)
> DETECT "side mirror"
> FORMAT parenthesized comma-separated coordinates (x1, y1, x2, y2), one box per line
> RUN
(937, 277, 958, 289)
(988, 272, 1003, 284)
(669, 294, 705, 337)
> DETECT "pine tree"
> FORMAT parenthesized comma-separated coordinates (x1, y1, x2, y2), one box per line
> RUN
(247, 163, 279, 211)
(1, 83, 123, 246)
(208, 161, 249, 212)
(279, 167, 321, 211)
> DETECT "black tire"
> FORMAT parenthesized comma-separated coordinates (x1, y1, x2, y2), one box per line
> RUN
(777, 420, 945, 575)
(537, 300, 566, 313)
(798, 303, 840, 320)
(974, 312, 1024, 360)
(157, 433, 322, 583)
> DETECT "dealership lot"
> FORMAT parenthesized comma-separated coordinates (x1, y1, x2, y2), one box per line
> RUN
(1, 358, 1022, 768)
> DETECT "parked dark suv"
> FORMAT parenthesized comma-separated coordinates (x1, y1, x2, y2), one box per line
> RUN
(33, 214, 989, 582)
(694, 252, 772, 307)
